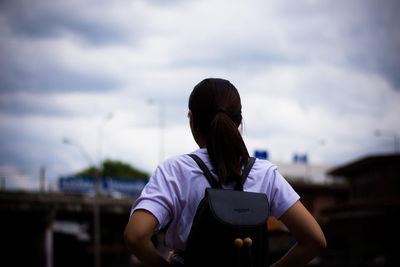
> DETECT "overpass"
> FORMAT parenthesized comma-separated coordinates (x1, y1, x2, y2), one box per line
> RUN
(0, 191, 134, 214)
(0, 191, 137, 267)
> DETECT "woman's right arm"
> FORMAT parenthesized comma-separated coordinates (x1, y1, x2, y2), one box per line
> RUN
(124, 209, 169, 267)
(271, 200, 327, 267)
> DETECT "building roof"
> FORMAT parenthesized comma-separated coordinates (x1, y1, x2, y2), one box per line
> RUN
(327, 153, 400, 177)
(292, 183, 348, 194)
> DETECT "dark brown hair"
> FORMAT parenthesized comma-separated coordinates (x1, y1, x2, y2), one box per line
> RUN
(188, 78, 249, 186)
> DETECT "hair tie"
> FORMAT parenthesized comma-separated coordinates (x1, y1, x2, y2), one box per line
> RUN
(215, 109, 229, 116)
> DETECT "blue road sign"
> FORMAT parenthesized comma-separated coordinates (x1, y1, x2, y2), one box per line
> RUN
(254, 150, 268, 160)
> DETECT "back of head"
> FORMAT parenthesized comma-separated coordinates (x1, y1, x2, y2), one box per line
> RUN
(189, 78, 249, 186)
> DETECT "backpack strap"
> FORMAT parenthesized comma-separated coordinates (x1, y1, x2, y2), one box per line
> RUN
(240, 157, 256, 185)
(235, 157, 256, 190)
(188, 154, 222, 189)
(188, 154, 257, 190)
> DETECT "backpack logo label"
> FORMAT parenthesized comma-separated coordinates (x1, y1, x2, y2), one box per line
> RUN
(234, 208, 250, 213)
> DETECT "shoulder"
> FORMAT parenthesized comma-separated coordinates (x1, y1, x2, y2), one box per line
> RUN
(245, 158, 286, 191)
(250, 158, 278, 178)
(155, 149, 207, 181)
(249, 159, 300, 218)
(158, 153, 198, 174)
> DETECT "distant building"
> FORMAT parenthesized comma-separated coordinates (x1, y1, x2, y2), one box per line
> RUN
(275, 161, 337, 184)
(322, 153, 400, 266)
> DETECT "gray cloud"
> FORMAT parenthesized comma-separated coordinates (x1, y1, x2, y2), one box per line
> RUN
(0, 63, 119, 94)
(0, 93, 71, 116)
(9, 14, 125, 46)
(346, 1, 400, 90)
(0, 126, 47, 168)
(0, 0, 399, 190)
(0, 0, 130, 46)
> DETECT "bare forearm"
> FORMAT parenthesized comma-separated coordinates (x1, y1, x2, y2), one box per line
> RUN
(124, 210, 169, 266)
(126, 239, 168, 267)
(271, 242, 324, 267)
(274, 201, 327, 267)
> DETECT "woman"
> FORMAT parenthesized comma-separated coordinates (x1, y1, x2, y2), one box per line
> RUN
(124, 78, 326, 266)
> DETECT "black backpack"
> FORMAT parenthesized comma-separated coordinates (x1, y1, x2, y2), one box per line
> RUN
(184, 154, 269, 267)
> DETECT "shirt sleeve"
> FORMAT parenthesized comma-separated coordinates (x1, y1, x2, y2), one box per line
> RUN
(130, 166, 175, 231)
(268, 168, 300, 219)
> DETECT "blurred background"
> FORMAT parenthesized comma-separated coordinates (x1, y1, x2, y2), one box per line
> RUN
(0, 0, 399, 266)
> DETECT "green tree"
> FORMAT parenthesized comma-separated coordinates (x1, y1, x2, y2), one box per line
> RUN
(76, 159, 150, 179)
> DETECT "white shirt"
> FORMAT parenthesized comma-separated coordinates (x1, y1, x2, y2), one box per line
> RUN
(131, 148, 300, 251)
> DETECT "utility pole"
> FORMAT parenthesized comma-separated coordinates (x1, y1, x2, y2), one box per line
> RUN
(159, 102, 165, 163)
(148, 99, 165, 163)
(40, 166, 46, 193)
(375, 130, 400, 153)
(93, 168, 101, 267)
(305, 139, 326, 182)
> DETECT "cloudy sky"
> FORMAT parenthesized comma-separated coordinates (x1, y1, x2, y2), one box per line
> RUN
(1, 0, 399, 190)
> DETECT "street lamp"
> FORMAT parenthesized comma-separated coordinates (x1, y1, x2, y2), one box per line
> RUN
(62, 138, 95, 166)
(97, 113, 113, 166)
(62, 137, 101, 267)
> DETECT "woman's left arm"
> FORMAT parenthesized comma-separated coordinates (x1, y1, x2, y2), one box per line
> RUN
(124, 209, 169, 267)
(270, 200, 327, 267)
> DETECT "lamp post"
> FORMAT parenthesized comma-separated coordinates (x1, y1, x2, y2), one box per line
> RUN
(148, 99, 165, 163)
(62, 138, 95, 166)
(97, 113, 113, 165)
(374, 129, 399, 153)
(62, 137, 101, 267)
(305, 139, 326, 182)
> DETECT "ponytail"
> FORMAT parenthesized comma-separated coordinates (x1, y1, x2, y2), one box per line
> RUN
(189, 78, 250, 186)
